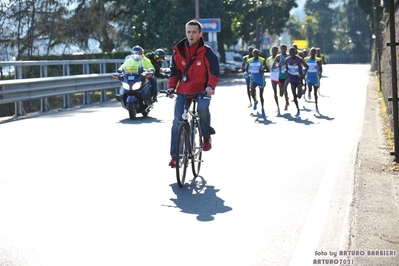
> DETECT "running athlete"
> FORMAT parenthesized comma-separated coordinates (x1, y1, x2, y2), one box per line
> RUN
(246, 49, 267, 117)
(304, 47, 323, 112)
(285, 47, 309, 117)
(272, 44, 290, 111)
(266, 46, 280, 112)
(242, 46, 254, 108)
(315, 47, 326, 95)
(316, 48, 327, 65)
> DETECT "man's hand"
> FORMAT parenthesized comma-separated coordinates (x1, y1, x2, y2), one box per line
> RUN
(166, 88, 175, 98)
(205, 86, 214, 97)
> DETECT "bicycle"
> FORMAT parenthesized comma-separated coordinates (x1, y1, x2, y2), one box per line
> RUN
(161, 90, 205, 187)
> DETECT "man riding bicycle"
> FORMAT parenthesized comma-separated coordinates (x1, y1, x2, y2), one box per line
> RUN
(166, 19, 220, 167)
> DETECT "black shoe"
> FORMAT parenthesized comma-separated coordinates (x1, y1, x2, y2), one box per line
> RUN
(151, 97, 157, 103)
(116, 94, 121, 102)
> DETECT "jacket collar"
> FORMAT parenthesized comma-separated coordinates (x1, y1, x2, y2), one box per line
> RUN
(175, 37, 205, 58)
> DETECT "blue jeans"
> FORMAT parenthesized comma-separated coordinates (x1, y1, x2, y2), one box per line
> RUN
(170, 94, 215, 157)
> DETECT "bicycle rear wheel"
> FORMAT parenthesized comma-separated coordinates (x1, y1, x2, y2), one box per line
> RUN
(176, 123, 189, 187)
(190, 118, 203, 177)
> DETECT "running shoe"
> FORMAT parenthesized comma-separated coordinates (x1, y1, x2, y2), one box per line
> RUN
(253, 100, 258, 110)
(248, 102, 253, 108)
(295, 110, 300, 117)
(261, 109, 265, 117)
(169, 157, 176, 168)
(202, 136, 212, 151)
(284, 104, 288, 111)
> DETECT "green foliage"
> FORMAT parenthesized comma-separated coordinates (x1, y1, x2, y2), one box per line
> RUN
(286, 0, 374, 54)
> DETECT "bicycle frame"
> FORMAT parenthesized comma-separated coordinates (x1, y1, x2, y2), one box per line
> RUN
(160, 90, 206, 187)
(164, 90, 205, 187)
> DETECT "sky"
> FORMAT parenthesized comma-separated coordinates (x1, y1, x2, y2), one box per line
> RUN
(290, 0, 307, 20)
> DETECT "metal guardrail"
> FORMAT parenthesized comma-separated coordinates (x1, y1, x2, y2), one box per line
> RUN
(0, 74, 168, 116)
(0, 59, 169, 116)
(0, 74, 119, 104)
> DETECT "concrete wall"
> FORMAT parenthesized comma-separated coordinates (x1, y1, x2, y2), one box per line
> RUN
(380, 1, 399, 133)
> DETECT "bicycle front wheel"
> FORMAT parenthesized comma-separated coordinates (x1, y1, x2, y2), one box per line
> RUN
(176, 123, 189, 187)
(190, 118, 203, 177)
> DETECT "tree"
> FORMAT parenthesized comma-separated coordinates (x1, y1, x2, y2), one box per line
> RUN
(0, 0, 300, 58)
(286, 15, 304, 40)
(0, 0, 70, 59)
(304, 0, 337, 53)
(302, 15, 318, 48)
(236, 0, 297, 49)
(35, 1, 70, 57)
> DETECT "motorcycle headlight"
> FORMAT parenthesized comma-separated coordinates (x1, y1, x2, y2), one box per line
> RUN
(132, 81, 142, 90)
(122, 83, 130, 90)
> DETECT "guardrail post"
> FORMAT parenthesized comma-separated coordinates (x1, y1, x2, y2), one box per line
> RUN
(82, 63, 92, 105)
(63, 64, 72, 108)
(100, 62, 108, 102)
(14, 65, 25, 116)
(115, 62, 121, 96)
(40, 64, 50, 112)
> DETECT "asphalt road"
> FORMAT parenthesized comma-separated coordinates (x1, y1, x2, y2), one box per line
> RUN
(0, 64, 374, 266)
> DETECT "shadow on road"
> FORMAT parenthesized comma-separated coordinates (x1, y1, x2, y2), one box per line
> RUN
(282, 113, 315, 125)
(166, 176, 232, 222)
(118, 116, 164, 124)
(251, 112, 276, 125)
(313, 112, 335, 121)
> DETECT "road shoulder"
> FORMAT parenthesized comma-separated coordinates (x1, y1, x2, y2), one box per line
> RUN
(348, 71, 399, 265)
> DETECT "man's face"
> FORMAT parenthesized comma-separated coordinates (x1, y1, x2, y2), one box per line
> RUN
(310, 49, 316, 57)
(186, 25, 202, 46)
(289, 48, 296, 58)
(248, 48, 254, 56)
(280, 46, 287, 54)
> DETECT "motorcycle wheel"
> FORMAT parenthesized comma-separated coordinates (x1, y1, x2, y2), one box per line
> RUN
(126, 102, 137, 119)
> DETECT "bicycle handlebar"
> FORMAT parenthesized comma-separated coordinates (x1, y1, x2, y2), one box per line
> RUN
(159, 90, 207, 98)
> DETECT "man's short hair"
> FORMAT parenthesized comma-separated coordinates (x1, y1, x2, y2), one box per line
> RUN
(186, 20, 202, 33)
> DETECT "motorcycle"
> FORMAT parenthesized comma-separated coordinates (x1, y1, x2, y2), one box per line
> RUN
(113, 69, 154, 119)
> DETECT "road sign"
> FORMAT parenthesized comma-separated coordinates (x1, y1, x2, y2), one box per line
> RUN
(262, 37, 270, 45)
(198, 18, 221, 33)
(293, 39, 308, 49)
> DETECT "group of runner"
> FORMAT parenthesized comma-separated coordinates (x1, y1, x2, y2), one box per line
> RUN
(242, 44, 326, 117)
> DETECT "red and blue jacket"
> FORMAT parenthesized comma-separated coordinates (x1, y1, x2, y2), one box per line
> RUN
(168, 37, 219, 94)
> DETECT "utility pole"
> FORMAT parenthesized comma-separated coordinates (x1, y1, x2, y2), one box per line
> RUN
(388, 0, 399, 162)
(195, 0, 199, 20)
(373, 0, 382, 92)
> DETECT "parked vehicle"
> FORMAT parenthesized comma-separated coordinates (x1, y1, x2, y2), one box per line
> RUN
(113, 70, 154, 119)
(225, 52, 243, 72)
(219, 62, 231, 76)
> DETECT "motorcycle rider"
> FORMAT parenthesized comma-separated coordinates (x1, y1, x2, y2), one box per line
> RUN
(146, 48, 169, 102)
(116, 45, 154, 102)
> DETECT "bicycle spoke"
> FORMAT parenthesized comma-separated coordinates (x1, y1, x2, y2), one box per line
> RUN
(176, 124, 188, 187)
(191, 119, 202, 176)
